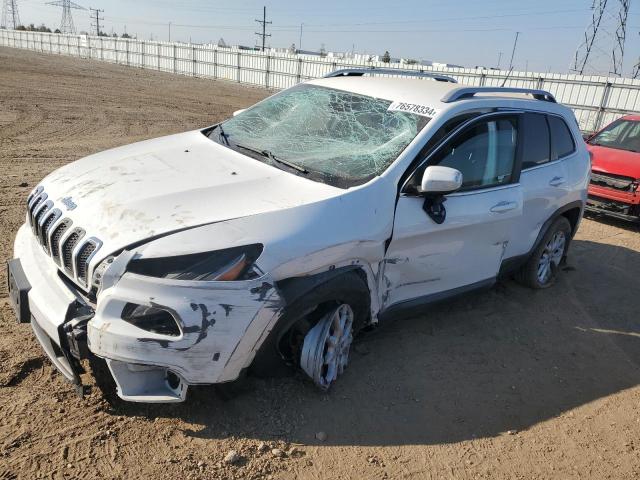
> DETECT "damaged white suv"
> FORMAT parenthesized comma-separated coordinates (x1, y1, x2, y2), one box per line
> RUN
(8, 69, 590, 402)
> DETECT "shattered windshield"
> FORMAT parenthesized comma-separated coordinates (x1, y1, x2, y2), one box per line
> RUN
(208, 84, 430, 188)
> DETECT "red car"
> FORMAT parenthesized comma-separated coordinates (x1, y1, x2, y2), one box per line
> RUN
(585, 115, 640, 222)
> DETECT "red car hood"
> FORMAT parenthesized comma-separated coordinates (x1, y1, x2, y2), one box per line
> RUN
(588, 144, 640, 178)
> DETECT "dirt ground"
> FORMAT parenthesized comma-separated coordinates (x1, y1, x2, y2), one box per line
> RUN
(1, 46, 640, 480)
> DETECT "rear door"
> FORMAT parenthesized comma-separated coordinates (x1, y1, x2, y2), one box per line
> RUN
(382, 112, 523, 309)
(505, 113, 575, 258)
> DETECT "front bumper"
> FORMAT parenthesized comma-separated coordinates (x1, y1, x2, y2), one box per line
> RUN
(586, 194, 640, 222)
(13, 224, 284, 403)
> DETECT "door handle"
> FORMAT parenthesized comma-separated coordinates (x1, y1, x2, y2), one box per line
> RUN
(549, 176, 565, 187)
(490, 201, 518, 213)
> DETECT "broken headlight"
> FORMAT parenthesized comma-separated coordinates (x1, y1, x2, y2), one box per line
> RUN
(121, 303, 181, 336)
(127, 244, 263, 281)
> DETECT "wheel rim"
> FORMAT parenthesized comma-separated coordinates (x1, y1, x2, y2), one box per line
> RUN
(300, 304, 354, 390)
(537, 230, 566, 284)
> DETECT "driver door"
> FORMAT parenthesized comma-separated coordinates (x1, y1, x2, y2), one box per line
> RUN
(381, 113, 523, 310)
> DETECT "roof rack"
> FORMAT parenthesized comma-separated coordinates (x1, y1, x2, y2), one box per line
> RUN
(441, 86, 557, 103)
(324, 68, 458, 83)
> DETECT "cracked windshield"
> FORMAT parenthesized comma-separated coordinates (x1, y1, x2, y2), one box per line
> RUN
(214, 84, 430, 187)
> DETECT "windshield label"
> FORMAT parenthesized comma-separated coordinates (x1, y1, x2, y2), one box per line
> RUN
(388, 101, 438, 117)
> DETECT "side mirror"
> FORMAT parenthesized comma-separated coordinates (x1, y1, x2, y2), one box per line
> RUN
(420, 166, 463, 195)
(232, 108, 246, 117)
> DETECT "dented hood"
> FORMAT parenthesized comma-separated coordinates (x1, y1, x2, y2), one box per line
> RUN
(588, 144, 640, 179)
(40, 130, 342, 257)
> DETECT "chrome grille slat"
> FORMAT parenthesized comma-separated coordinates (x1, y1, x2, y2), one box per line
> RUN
(50, 219, 72, 264)
(28, 193, 47, 228)
(39, 209, 62, 249)
(62, 230, 84, 274)
(75, 238, 102, 287)
(32, 200, 52, 234)
(25, 187, 101, 291)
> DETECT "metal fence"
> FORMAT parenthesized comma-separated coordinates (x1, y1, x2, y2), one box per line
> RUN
(2, 29, 640, 133)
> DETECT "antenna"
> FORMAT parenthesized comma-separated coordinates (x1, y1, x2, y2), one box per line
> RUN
(89, 6, 103, 36)
(46, 0, 86, 35)
(1, 0, 21, 29)
(254, 6, 271, 52)
(572, 0, 632, 77)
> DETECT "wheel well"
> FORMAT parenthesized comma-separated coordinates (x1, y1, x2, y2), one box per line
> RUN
(561, 207, 581, 236)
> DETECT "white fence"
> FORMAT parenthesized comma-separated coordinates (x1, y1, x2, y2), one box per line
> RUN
(2, 29, 640, 133)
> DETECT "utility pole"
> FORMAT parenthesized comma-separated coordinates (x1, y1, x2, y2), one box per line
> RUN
(299, 23, 303, 51)
(634, 33, 640, 79)
(497, 51, 503, 69)
(508, 31, 520, 71)
(89, 6, 103, 36)
(168, 21, 171, 42)
(1, 0, 22, 29)
(255, 6, 271, 51)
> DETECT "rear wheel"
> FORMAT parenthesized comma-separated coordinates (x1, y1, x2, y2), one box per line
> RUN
(516, 216, 571, 289)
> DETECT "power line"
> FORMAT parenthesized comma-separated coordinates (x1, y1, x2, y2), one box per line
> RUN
(255, 5, 271, 51)
(1, 0, 21, 29)
(46, 0, 86, 34)
(89, 6, 103, 36)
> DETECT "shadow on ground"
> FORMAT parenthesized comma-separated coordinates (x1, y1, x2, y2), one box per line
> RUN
(110, 238, 640, 446)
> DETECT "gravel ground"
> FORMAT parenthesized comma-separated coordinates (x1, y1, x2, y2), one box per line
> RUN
(1, 46, 640, 480)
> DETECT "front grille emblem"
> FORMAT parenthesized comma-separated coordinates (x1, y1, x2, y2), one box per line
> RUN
(61, 196, 78, 211)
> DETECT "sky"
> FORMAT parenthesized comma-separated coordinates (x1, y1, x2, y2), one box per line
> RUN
(12, 0, 640, 76)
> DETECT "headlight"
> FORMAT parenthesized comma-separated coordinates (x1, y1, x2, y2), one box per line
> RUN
(127, 244, 263, 281)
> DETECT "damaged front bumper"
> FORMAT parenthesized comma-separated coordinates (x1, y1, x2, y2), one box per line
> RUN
(12, 224, 284, 403)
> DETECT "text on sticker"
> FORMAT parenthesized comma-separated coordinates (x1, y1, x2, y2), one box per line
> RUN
(388, 101, 438, 117)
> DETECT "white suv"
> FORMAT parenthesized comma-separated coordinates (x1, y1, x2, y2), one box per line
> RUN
(8, 69, 590, 403)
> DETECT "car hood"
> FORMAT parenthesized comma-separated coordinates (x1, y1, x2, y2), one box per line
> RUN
(588, 144, 640, 179)
(39, 130, 342, 258)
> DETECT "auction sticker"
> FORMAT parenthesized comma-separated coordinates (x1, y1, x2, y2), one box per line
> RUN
(388, 101, 439, 118)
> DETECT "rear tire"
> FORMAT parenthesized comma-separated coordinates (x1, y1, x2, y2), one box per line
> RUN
(515, 216, 571, 289)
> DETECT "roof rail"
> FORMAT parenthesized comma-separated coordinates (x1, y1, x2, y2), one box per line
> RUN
(441, 86, 556, 103)
(324, 68, 458, 83)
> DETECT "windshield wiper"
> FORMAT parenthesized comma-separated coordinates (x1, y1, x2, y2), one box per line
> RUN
(234, 144, 308, 174)
(216, 124, 229, 146)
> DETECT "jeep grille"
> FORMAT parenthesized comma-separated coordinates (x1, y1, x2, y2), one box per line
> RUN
(26, 187, 102, 289)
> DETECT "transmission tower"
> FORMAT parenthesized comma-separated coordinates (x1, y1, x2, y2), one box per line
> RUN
(1, 0, 21, 29)
(572, 0, 632, 77)
(255, 6, 271, 51)
(89, 6, 103, 36)
(46, 0, 86, 34)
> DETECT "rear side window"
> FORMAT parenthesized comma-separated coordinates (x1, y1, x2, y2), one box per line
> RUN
(548, 116, 576, 158)
(521, 113, 551, 169)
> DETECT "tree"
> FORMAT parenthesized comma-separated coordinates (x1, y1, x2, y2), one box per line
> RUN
(54, 28, 61, 34)
(121, 32, 131, 38)
(382, 51, 391, 63)
(15, 25, 26, 31)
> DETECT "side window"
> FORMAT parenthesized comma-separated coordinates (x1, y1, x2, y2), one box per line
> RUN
(401, 111, 487, 193)
(548, 115, 576, 159)
(521, 113, 551, 169)
(429, 116, 518, 190)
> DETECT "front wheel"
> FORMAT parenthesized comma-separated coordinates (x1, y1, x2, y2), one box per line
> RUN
(516, 216, 572, 289)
